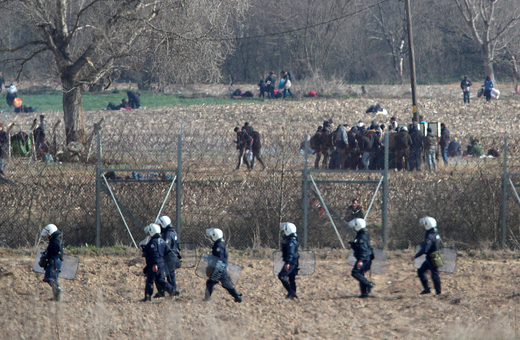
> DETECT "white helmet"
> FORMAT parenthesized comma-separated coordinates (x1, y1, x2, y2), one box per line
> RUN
(280, 222, 297, 236)
(41, 224, 58, 237)
(419, 217, 437, 230)
(155, 216, 171, 229)
(206, 228, 223, 241)
(144, 223, 161, 236)
(349, 218, 366, 232)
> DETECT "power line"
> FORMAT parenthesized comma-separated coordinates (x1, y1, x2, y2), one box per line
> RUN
(229, 0, 392, 41)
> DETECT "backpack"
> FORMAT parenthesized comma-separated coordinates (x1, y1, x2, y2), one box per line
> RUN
(11, 131, 32, 157)
(252, 130, 261, 150)
(287, 72, 294, 81)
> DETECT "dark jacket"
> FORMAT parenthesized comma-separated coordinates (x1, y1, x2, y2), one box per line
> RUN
(237, 130, 252, 150)
(310, 130, 322, 151)
(320, 127, 334, 153)
(396, 130, 412, 151)
(346, 205, 364, 222)
(281, 234, 299, 265)
(144, 234, 170, 267)
(351, 229, 372, 263)
(414, 228, 440, 258)
(409, 128, 423, 150)
(424, 134, 438, 152)
(461, 77, 472, 91)
(46, 230, 63, 261)
(212, 239, 228, 263)
(162, 226, 180, 258)
(265, 75, 276, 90)
(0, 130, 7, 158)
(439, 127, 450, 147)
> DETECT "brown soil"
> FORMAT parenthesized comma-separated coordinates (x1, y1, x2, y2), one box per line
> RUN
(1, 249, 519, 339)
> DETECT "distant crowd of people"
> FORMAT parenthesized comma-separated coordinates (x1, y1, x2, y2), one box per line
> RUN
(306, 117, 490, 173)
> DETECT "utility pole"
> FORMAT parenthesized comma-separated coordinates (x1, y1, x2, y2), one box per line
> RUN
(405, 0, 418, 122)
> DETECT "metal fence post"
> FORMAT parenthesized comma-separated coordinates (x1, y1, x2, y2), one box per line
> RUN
(176, 124, 182, 241)
(501, 137, 508, 248)
(96, 131, 101, 248)
(302, 135, 310, 249)
(382, 131, 389, 249)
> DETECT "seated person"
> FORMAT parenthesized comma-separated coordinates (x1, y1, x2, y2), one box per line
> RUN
(127, 91, 141, 108)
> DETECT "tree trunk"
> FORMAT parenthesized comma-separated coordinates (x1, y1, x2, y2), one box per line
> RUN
(62, 77, 86, 145)
(482, 44, 494, 80)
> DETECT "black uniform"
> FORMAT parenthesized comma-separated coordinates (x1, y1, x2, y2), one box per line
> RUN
(415, 228, 442, 295)
(278, 234, 299, 299)
(143, 234, 175, 301)
(205, 239, 242, 302)
(43, 230, 63, 300)
(154, 226, 181, 298)
(350, 228, 375, 297)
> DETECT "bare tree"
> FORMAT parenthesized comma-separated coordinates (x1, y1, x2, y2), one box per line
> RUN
(0, 0, 246, 144)
(453, 0, 520, 79)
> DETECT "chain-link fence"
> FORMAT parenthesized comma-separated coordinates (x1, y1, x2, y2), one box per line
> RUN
(2, 108, 520, 251)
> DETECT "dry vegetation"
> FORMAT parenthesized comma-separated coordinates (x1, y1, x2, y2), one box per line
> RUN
(1, 248, 520, 339)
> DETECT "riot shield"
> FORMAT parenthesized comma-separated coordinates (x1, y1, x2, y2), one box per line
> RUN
(33, 249, 79, 280)
(178, 243, 197, 268)
(272, 251, 315, 275)
(413, 246, 457, 273)
(348, 248, 387, 275)
(138, 236, 150, 249)
(195, 254, 242, 285)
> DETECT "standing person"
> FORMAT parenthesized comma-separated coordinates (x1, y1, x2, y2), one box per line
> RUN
(278, 222, 299, 299)
(141, 224, 176, 302)
(281, 70, 295, 99)
(0, 123, 7, 173)
(265, 71, 276, 100)
(395, 127, 412, 171)
(515, 84, 519, 95)
(411, 217, 442, 295)
(153, 216, 181, 298)
(336, 124, 349, 169)
(345, 199, 364, 222)
(348, 218, 375, 298)
(40, 224, 64, 301)
(258, 79, 265, 98)
(0, 72, 5, 93)
(424, 128, 438, 172)
(460, 76, 472, 103)
(320, 121, 333, 169)
(409, 122, 423, 171)
(439, 123, 450, 166)
(482, 75, 494, 102)
(310, 126, 323, 169)
(228, 83, 235, 99)
(204, 228, 243, 302)
(6, 83, 17, 107)
(234, 127, 252, 170)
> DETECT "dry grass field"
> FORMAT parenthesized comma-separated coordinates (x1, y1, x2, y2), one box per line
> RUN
(2, 84, 520, 339)
(1, 248, 519, 340)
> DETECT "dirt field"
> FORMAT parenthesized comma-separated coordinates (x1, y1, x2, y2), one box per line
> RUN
(1, 248, 519, 340)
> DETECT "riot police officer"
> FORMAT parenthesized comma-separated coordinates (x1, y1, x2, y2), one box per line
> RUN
(411, 217, 442, 295)
(349, 218, 375, 298)
(153, 216, 181, 298)
(40, 224, 64, 301)
(204, 228, 242, 303)
(141, 223, 176, 302)
(278, 222, 300, 299)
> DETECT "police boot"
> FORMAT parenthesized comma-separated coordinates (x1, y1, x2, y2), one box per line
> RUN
(434, 281, 442, 295)
(49, 282, 62, 302)
(359, 283, 368, 298)
(419, 279, 431, 295)
(204, 288, 212, 301)
(153, 290, 165, 298)
(228, 288, 242, 303)
(366, 281, 375, 294)
(141, 294, 151, 302)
